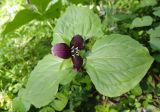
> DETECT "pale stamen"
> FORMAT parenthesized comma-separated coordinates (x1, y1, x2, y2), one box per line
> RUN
(71, 46, 80, 57)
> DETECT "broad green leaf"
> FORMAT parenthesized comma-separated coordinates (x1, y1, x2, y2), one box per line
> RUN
(29, 0, 51, 12)
(140, 0, 157, 7)
(131, 16, 153, 28)
(19, 54, 73, 108)
(148, 26, 160, 38)
(59, 59, 76, 85)
(52, 6, 103, 45)
(149, 37, 160, 51)
(44, 0, 62, 19)
(51, 93, 68, 111)
(153, 9, 160, 17)
(113, 13, 135, 22)
(148, 26, 160, 51)
(18, 89, 31, 111)
(153, 7, 160, 10)
(86, 34, 153, 97)
(60, 71, 76, 85)
(12, 98, 26, 112)
(3, 9, 39, 34)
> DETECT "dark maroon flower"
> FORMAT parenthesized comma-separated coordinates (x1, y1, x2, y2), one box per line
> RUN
(70, 35, 84, 49)
(72, 56, 83, 71)
(51, 35, 84, 71)
(52, 43, 71, 59)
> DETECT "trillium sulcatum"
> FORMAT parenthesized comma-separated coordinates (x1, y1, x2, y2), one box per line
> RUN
(51, 35, 84, 71)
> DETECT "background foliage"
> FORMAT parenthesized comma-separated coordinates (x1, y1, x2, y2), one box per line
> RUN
(0, 0, 160, 112)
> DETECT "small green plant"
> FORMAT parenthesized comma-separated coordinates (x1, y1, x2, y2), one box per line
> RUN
(9, 5, 153, 111)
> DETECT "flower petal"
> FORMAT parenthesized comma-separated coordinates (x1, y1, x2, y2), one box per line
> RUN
(72, 56, 83, 71)
(70, 35, 84, 49)
(51, 43, 71, 59)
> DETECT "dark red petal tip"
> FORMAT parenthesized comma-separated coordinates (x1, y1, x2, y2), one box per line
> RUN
(51, 43, 71, 59)
(70, 35, 84, 49)
(72, 56, 83, 71)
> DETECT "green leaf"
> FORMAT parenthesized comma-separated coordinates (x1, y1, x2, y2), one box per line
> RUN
(39, 107, 55, 112)
(148, 26, 160, 51)
(130, 84, 142, 96)
(153, 7, 160, 11)
(86, 34, 153, 97)
(60, 70, 76, 85)
(12, 98, 27, 112)
(140, 0, 157, 7)
(147, 75, 155, 88)
(156, 83, 160, 96)
(51, 93, 68, 111)
(95, 105, 109, 112)
(153, 9, 160, 17)
(69, 0, 90, 4)
(19, 54, 73, 108)
(44, 0, 62, 19)
(18, 89, 31, 111)
(52, 6, 103, 45)
(131, 16, 153, 28)
(59, 59, 76, 85)
(29, 0, 51, 12)
(113, 13, 135, 22)
(149, 37, 160, 51)
(148, 26, 160, 38)
(3, 9, 39, 34)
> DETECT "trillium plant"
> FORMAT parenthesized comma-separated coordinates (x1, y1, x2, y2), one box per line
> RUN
(14, 6, 154, 111)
